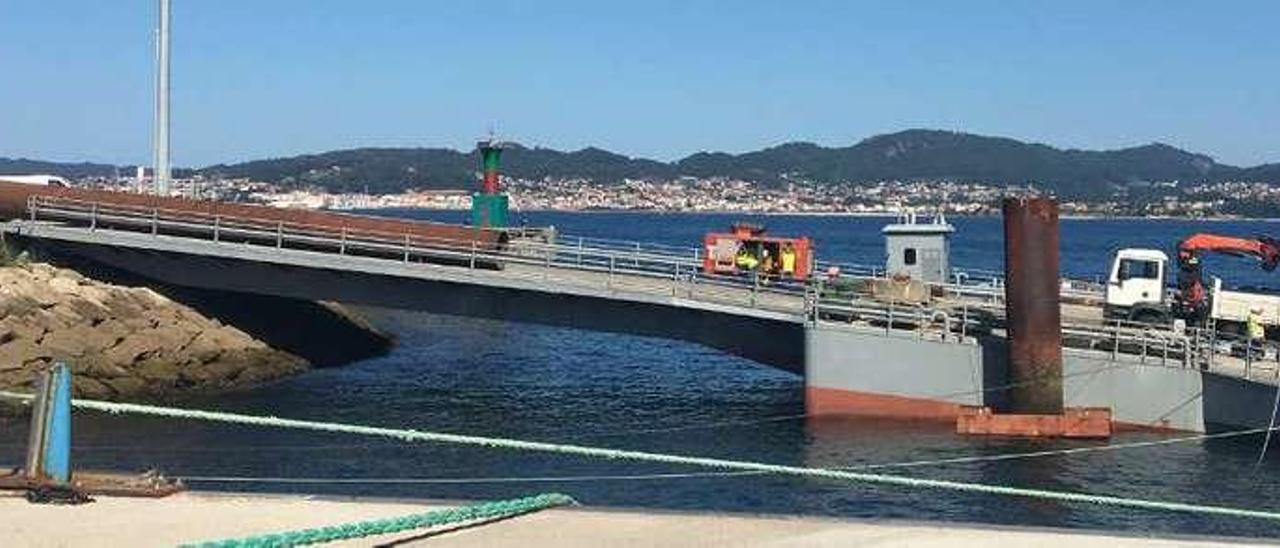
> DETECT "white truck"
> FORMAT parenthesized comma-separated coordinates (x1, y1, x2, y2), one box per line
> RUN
(1105, 241, 1280, 333)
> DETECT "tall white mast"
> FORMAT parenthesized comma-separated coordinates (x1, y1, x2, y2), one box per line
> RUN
(153, 0, 171, 195)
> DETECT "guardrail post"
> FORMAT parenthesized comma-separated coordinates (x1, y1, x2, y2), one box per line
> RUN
(887, 301, 894, 334)
(608, 255, 615, 290)
(213, 216, 221, 242)
(577, 236, 584, 265)
(276, 221, 283, 248)
(750, 272, 759, 307)
(89, 203, 97, 230)
(633, 242, 641, 268)
(961, 304, 969, 339)
(1112, 320, 1120, 361)
(469, 240, 477, 269)
(1246, 339, 1254, 379)
(672, 261, 679, 296)
(1209, 328, 1217, 372)
(917, 307, 924, 339)
(151, 209, 158, 235)
(1184, 330, 1193, 369)
(340, 228, 347, 255)
(403, 234, 410, 262)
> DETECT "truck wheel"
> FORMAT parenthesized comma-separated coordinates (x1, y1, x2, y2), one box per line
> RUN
(1131, 309, 1166, 325)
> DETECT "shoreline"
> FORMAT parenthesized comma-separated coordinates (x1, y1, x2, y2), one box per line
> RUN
(345, 206, 1279, 222)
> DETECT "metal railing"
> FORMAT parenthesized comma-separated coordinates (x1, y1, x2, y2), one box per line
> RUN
(812, 295, 990, 342)
(24, 195, 809, 316)
(27, 195, 1276, 385)
(809, 290, 1280, 385)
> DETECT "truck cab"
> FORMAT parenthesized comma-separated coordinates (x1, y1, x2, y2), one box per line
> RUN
(1104, 248, 1170, 321)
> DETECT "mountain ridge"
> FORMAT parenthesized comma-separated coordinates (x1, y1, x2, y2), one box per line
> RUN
(3, 129, 1275, 196)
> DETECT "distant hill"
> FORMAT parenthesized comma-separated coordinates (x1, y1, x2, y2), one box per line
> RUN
(1237, 163, 1280, 183)
(0, 157, 122, 179)
(9, 130, 1280, 196)
(198, 144, 674, 194)
(198, 130, 1270, 196)
(675, 131, 1234, 196)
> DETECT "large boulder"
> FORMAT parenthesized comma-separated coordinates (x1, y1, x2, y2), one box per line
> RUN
(0, 262, 324, 407)
(0, 315, 44, 342)
(0, 339, 49, 367)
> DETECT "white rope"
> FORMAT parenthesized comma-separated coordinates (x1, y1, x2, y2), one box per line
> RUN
(852, 426, 1280, 470)
(3, 390, 1280, 523)
(582, 363, 1131, 440)
(1258, 381, 1280, 465)
(180, 471, 759, 484)
(176, 426, 1280, 485)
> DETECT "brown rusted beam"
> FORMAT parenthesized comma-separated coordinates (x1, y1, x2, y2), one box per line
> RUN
(1002, 196, 1063, 414)
(0, 181, 507, 249)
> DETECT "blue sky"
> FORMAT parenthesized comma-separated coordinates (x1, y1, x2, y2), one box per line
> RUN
(2, 1, 1277, 167)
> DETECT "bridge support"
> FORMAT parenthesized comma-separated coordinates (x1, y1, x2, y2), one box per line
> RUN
(957, 196, 1111, 438)
(1003, 196, 1064, 413)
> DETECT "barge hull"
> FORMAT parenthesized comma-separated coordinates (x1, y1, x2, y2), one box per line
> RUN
(804, 323, 1280, 433)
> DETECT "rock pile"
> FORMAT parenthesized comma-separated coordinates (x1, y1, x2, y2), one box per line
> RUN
(0, 263, 306, 401)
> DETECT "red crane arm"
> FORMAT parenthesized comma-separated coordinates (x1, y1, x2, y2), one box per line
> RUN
(1176, 234, 1280, 271)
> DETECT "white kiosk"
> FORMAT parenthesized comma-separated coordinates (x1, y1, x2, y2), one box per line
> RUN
(882, 212, 955, 283)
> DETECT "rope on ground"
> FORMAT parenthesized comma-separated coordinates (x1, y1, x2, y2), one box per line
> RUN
(180, 492, 574, 548)
(3, 390, 1280, 523)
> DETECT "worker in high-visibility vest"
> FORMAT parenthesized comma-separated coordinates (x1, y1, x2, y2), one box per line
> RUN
(1248, 306, 1267, 342)
(1245, 306, 1267, 362)
(735, 247, 759, 271)
(780, 243, 798, 278)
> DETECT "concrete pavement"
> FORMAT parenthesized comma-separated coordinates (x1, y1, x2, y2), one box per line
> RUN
(1, 491, 1271, 547)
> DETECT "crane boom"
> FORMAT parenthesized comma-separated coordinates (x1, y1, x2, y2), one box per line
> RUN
(1175, 233, 1280, 319)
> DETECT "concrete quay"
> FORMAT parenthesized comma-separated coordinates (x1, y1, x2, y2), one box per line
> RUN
(0, 491, 1271, 547)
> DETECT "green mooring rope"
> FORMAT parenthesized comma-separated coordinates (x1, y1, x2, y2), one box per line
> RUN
(181, 492, 574, 548)
(2, 391, 1280, 524)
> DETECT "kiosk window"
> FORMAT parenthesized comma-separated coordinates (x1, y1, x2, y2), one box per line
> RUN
(904, 248, 917, 266)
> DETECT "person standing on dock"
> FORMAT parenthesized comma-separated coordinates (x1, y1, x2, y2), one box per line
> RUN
(735, 246, 759, 273)
(1247, 306, 1266, 358)
(781, 243, 797, 279)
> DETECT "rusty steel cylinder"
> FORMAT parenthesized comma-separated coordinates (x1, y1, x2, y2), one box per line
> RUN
(1002, 196, 1064, 414)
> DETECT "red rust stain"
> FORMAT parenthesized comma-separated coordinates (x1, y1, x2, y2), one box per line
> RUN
(805, 387, 962, 420)
(956, 406, 1112, 438)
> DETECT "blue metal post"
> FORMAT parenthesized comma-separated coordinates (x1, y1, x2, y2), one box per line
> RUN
(28, 363, 73, 485)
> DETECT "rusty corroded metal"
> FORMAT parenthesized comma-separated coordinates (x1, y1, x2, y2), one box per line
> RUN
(956, 406, 1111, 438)
(0, 181, 506, 250)
(1002, 196, 1063, 414)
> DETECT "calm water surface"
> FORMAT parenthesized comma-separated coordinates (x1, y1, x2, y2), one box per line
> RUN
(4, 211, 1280, 538)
